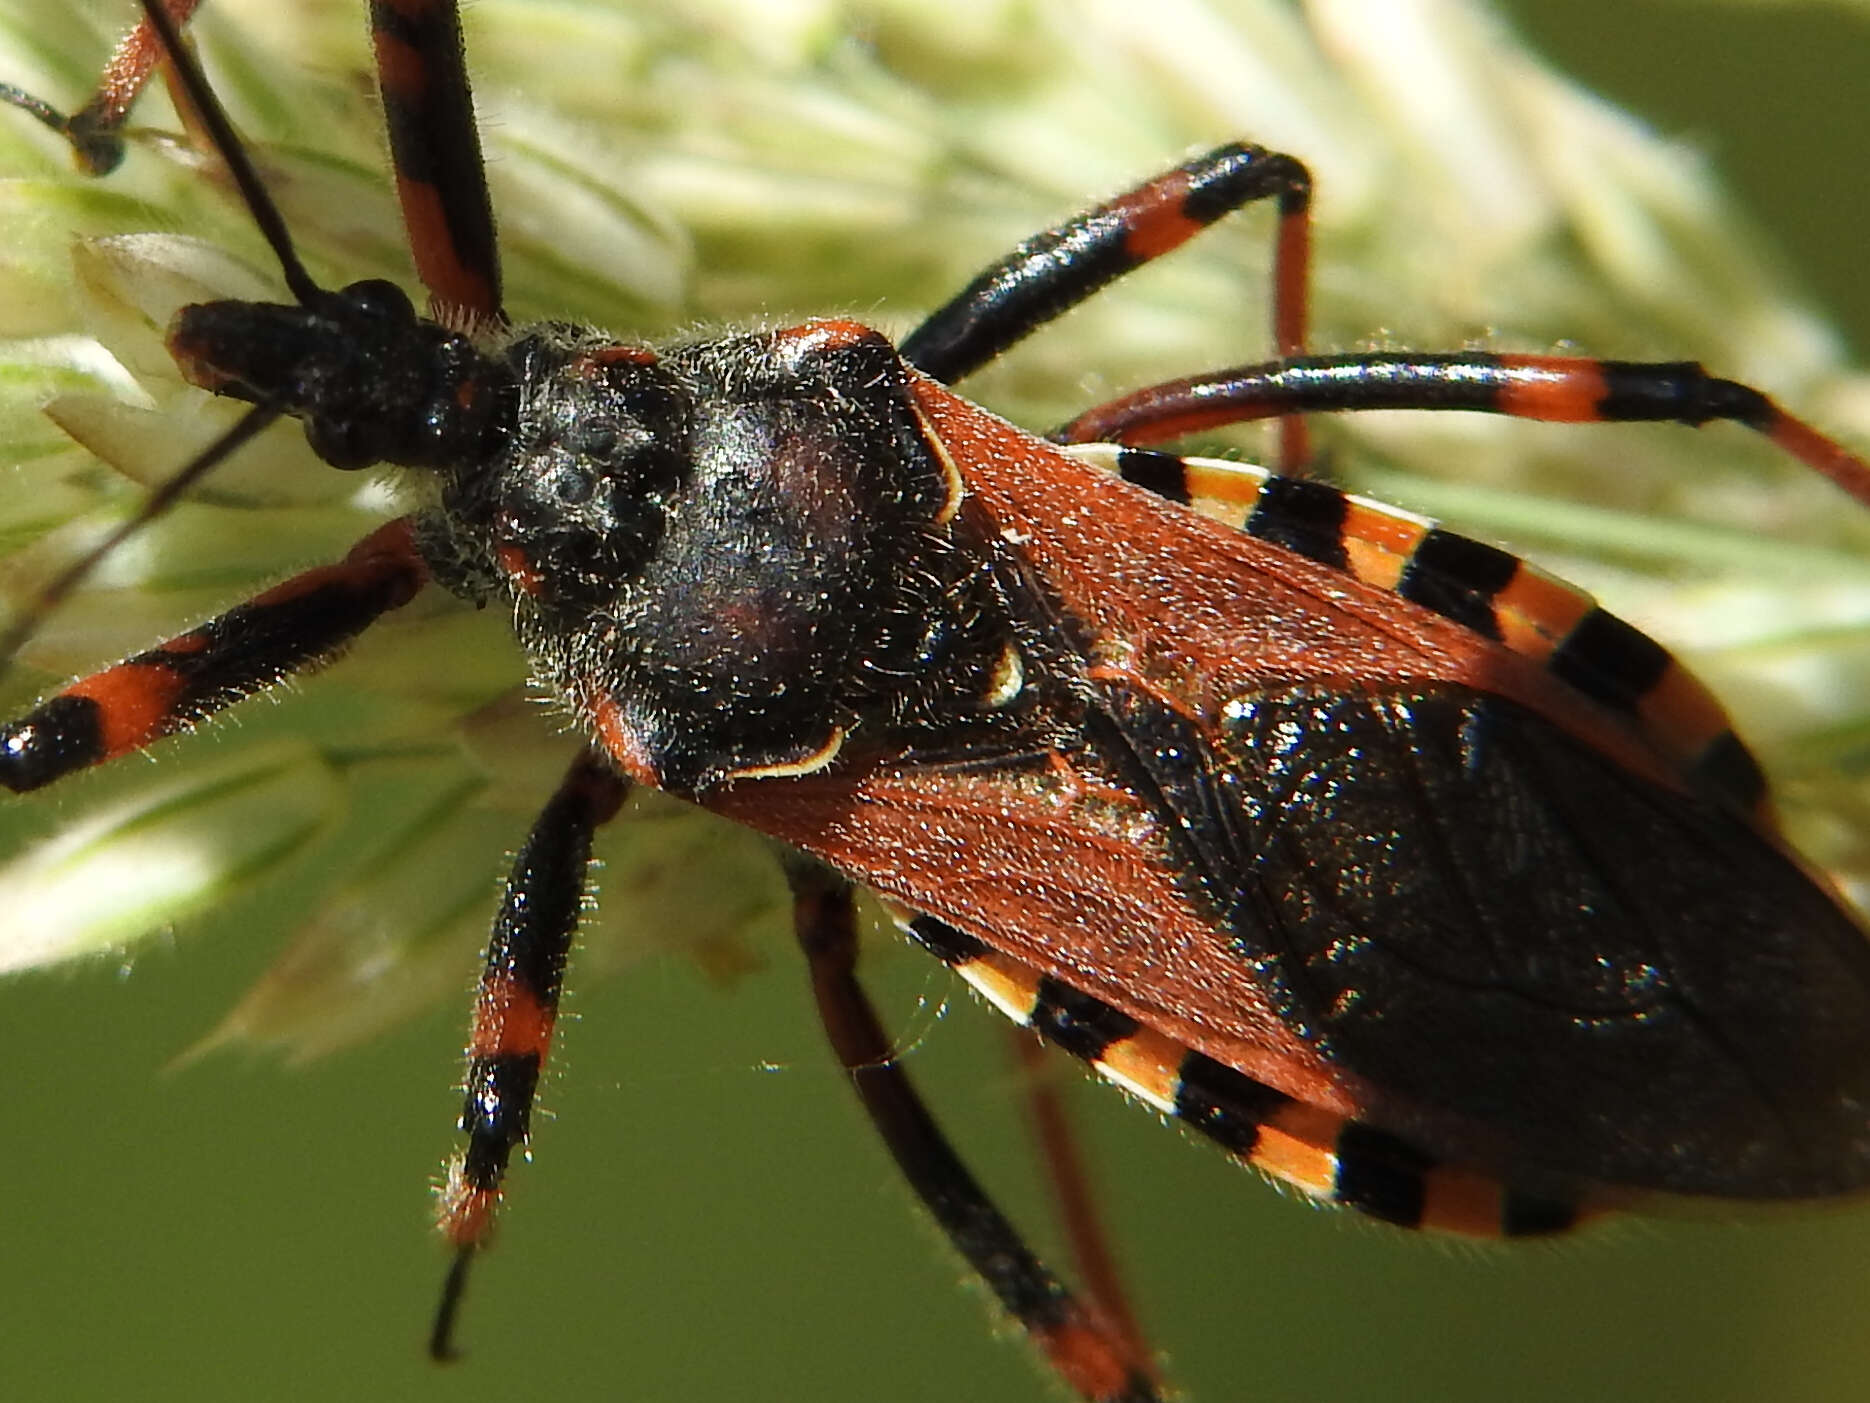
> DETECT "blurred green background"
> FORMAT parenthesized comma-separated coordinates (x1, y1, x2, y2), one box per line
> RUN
(3, 2, 1869, 1402)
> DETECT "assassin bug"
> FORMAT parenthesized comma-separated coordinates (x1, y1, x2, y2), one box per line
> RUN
(10, 2, 1870, 1403)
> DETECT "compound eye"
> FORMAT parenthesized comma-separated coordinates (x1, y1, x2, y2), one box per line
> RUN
(305, 414, 378, 471)
(340, 278, 417, 326)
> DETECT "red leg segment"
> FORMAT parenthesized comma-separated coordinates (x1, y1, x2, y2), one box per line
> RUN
(899, 143, 1314, 468)
(368, 0, 504, 325)
(432, 747, 630, 1360)
(0, 518, 429, 793)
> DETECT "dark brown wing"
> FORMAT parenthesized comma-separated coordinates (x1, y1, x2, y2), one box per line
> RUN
(1098, 676, 1870, 1198)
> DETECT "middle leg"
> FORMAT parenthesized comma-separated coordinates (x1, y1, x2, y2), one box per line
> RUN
(898, 143, 1315, 469)
(785, 856, 1163, 1403)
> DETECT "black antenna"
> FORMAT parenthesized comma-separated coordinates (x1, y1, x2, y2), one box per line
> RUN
(0, 405, 281, 668)
(0, 1, 333, 670)
(134, 0, 323, 306)
(0, 82, 116, 170)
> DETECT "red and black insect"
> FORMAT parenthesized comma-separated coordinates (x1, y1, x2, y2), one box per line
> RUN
(5, 2, 1870, 1399)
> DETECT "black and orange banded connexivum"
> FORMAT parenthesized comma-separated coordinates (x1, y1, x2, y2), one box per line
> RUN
(4, 1, 1870, 1399)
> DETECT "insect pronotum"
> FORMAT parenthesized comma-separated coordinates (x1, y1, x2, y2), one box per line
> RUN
(2, 3, 1869, 1402)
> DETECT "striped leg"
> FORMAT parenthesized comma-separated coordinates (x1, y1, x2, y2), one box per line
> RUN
(366, 0, 504, 325)
(898, 143, 1315, 468)
(904, 914, 1584, 1241)
(0, 0, 201, 173)
(1054, 352, 1870, 508)
(1, 0, 504, 325)
(431, 748, 630, 1360)
(0, 518, 428, 792)
(785, 860, 1163, 1403)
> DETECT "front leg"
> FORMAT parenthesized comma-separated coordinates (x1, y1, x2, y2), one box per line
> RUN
(431, 746, 629, 1359)
(0, 518, 429, 792)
